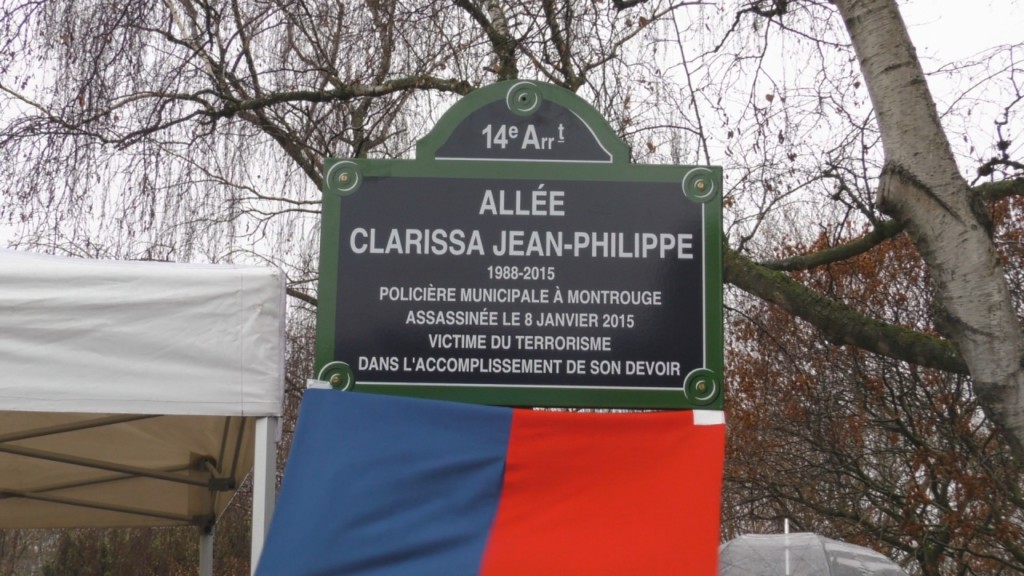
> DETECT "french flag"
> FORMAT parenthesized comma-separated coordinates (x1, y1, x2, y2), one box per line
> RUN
(257, 389, 725, 575)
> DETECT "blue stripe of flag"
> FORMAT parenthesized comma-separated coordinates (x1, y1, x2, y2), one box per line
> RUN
(257, 389, 512, 576)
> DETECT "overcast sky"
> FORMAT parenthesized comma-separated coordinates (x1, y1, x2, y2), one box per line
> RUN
(902, 0, 1022, 63)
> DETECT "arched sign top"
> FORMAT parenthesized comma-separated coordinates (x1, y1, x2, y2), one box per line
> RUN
(417, 81, 631, 164)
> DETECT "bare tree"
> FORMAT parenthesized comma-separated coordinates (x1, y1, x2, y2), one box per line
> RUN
(727, 227, 1024, 575)
(829, 0, 1024, 459)
(0, 530, 27, 576)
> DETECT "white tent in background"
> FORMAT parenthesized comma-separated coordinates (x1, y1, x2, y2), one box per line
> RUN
(0, 249, 285, 574)
(719, 532, 909, 576)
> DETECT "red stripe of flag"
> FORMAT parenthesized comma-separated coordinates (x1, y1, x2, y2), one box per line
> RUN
(481, 409, 725, 575)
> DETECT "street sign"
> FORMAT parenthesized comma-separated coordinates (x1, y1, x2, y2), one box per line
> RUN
(316, 80, 722, 409)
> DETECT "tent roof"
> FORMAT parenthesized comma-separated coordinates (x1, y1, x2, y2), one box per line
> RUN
(0, 250, 285, 529)
(719, 533, 908, 576)
(0, 249, 284, 416)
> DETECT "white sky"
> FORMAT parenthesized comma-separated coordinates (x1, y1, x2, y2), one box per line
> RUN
(902, 0, 1023, 63)
(900, 0, 1023, 171)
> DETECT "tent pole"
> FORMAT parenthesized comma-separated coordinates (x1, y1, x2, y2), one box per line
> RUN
(251, 416, 278, 574)
(200, 527, 214, 576)
(784, 518, 791, 576)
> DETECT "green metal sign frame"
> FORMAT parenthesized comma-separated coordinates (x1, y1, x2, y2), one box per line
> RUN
(315, 80, 723, 409)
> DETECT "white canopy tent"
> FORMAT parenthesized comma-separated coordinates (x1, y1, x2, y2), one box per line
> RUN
(0, 250, 285, 573)
(719, 532, 909, 575)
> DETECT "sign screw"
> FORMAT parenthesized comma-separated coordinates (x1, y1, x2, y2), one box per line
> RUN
(330, 374, 342, 386)
(696, 381, 707, 393)
(695, 180, 706, 191)
(339, 173, 349, 183)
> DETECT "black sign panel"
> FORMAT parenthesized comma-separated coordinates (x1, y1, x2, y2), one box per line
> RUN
(335, 177, 704, 390)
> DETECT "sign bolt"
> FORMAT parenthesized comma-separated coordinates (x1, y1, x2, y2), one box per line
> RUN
(330, 374, 342, 386)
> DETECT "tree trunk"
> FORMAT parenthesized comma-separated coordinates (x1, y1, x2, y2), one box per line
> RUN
(834, 0, 1024, 459)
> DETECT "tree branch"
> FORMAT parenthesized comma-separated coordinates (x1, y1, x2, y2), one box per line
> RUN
(287, 286, 317, 307)
(453, 0, 518, 80)
(208, 76, 474, 120)
(760, 177, 1024, 272)
(725, 247, 968, 374)
(761, 219, 904, 271)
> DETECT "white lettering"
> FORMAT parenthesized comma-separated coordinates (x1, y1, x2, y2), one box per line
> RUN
(480, 188, 565, 217)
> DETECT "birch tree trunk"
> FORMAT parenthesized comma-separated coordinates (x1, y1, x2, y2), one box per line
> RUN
(834, 0, 1024, 459)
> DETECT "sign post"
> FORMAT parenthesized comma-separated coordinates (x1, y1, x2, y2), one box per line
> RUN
(316, 80, 722, 409)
